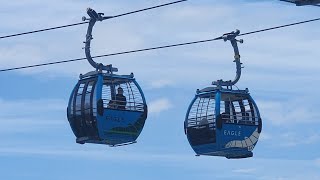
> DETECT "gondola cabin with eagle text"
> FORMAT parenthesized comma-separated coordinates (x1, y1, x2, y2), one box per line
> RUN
(184, 30, 262, 159)
(67, 8, 148, 147)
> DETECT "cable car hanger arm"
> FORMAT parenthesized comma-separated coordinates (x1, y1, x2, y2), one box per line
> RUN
(213, 30, 243, 87)
(84, 8, 118, 73)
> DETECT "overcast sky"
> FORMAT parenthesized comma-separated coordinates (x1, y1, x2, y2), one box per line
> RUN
(0, 0, 320, 179)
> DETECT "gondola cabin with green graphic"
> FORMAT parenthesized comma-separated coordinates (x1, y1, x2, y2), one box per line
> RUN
(184, 30, 262, 159)
(67, 8, 147, 146)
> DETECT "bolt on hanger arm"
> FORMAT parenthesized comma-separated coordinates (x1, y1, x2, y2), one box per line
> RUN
(83, 8, 118, 73)
(213, 30, 243, 88)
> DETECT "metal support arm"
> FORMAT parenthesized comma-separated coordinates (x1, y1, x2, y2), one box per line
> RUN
(83, 8, 118, 73)
(213, 30, 243, 87)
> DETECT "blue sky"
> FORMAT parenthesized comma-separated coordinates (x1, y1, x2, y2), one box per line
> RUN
(0, 0, 320, 179)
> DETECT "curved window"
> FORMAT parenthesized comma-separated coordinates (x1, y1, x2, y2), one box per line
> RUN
(68, 78, 98, 138)
(186, 94, 216, 145)
(101, 78, 145, 112)
(220, 93, 259, 125)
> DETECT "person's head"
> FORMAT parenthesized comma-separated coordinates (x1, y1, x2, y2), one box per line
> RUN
(117, 87, 123, 94)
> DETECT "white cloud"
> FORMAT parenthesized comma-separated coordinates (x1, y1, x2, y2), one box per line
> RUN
(232, 168, 256, 173)
(0, 98, 66, 116)
(0, 45, 45, 67)
(257, 97, 320, 126)
(0, 118, 65, 133)
(280, 133, 320, 147)
(148, 98, 173, 114)
(0, 99, 67, 133)
(259, 132, 272, 141)
(148, 79, 174, 89)
(261, 131, 320, 148)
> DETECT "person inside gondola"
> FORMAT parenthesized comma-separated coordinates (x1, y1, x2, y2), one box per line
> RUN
(115, 87, 127, 110)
